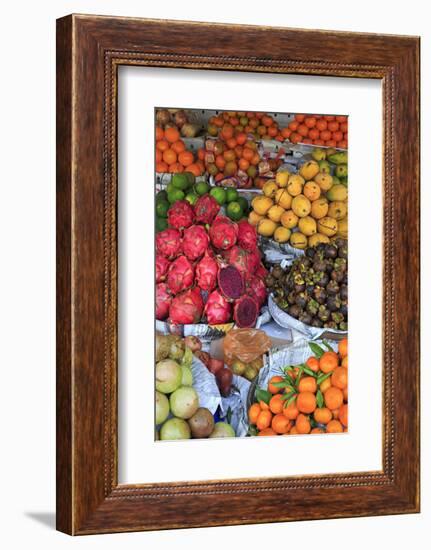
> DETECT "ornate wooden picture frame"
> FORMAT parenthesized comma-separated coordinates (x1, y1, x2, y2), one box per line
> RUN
(56, 14, 420, 535)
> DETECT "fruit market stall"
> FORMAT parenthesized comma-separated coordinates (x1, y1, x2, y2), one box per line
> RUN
(154, 108, 349, 440)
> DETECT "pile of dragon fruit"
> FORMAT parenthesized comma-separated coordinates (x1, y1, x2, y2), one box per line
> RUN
(156, 195, 268, 328)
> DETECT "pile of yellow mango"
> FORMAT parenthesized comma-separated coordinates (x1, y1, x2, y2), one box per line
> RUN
(248, 159, 348, 249)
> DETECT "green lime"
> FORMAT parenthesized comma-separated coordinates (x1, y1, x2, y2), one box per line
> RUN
(167, 189, 185, 204)
(171, 173, 189, 191)
(156, 200, 170, 218)
(209, 187, 227, 205)
(167, 182, 175, 194)
(237, 196, 249, 213)
(195, 181, 210, 196)
(156, 190, 168, 204)
(185, 192, 198, 206)
(226, 201, 243, 221)
(225, 188, 239, 203)
(155, 217, 168, 232)
(183, 171, 196, 187)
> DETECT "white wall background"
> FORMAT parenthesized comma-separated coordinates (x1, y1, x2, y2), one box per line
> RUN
(0, 1, 427, 548)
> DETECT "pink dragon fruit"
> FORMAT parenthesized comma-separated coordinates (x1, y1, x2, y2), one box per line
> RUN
(237, 219, 258, 251)
(167, 200, 194, 230)
(222, 245, 249, 276)
(195, 251, 218, 292)
(209, 216, 238, 250)
(194, 195, 220, 224)
(233, 295, 259, 328)
(169, 287, 204, 325)
(156, 228, 182, 259)
(217, 265, 244, 300)
(155, 283, 171, 320)
(182, 225, 209, 261)
(156, 254, 170, 283)
(255, 262, 269, 279)
(204, 290, 232, 325)
(247, 276, 267, 308)
(167, 255, 194, 295)
(247, 248, 261, 275)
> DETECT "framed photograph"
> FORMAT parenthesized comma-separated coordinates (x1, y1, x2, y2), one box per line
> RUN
(56, 14, 420, 535)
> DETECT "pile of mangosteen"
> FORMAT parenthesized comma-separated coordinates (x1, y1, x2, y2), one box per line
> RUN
(266, 238, 348, 331)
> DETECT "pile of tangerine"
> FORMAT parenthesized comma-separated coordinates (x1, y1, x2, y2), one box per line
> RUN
(155, 126, 204, 176)
(248, 338, 348, 436)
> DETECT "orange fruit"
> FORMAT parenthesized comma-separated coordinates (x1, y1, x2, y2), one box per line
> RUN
(226, 137, 237, 149)
(262, 115, 274, 127)
(297, 124, 309, 137)
(331, 367, 348, 389)
(341, 356, 348, 368)
(313, 139, 325, 146)
(338, 140, 348, 149)
(343, 386, 348, 402)
(310, 427, 324, 434)
(155, 161, 168, 173)
(267, 126, 278, 137)
(306, 356, 320, 372)
(155, 149, 162, 163)
(327, 121, 339, 132)
(295, 414, 311, 434)
(296, 392, 317, 414)
(336, 115, 347, 123)
(338, 338, 348, 358)
(289, 426, 298, 435)
(288, 120, 299, 131)
(238, 158, 250, 171)
(164, 126, 180, 143)
(320, 130, 332, 141)
(197, 148, 205, 161)
(248, 403, 261, 424)
(324, 387, 344, 410)
(213, 116, 224, 127)
(259, 400, 270, 411)
(268, 375, 284, 394)
(326, 419, 343, 433)
(332, 408, 340, 419)
(168, 162, 184, 173)
(320, 378, 332, 393)
(188, 163, 202, 177)
(319, 351, 339, 373)
(171, 140, 186, 154)
(272, 414, 291, 434)
(314, 407, 332, 424)
(236, 132, 247, 145)
(215, 155, 226, 170)
(234, 145, 244, 158)
(316, 119, 327, 131)
(269, 394, 284, 414)
(281, 127, 291, 139)
(324, 115, 335, 122)
(339, 404, 348, 427)
(332, 131, 343, 142)
(220, 124, 234, 141)
(256, 409, 273, 430)
(242, 147, 254, 162)
(325, 140, 337, 147)
(283, 401, 299, 420)
(339, 122, 348, 133)
(155, 126, 164, 140)
(156, 139, 169, 152)
(178, 150, 194, 167)
(294, 114, 305, 122)
(308, 128, 320, 140)
(162, 148, 177, 165)
(298, 376, 317, 393)
(290, 132, 302, 144)
(223, 149, 236, 162)
(258, 427, 277, 436)
(304, 117, 317, 128)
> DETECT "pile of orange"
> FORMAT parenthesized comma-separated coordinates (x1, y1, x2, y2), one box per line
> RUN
(207, 111, 287, 143)
(248, 338, 348, 436)
(281, 114, 348, 149)
(155, 126, 205, 176)
(199, 137, 264, 184)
